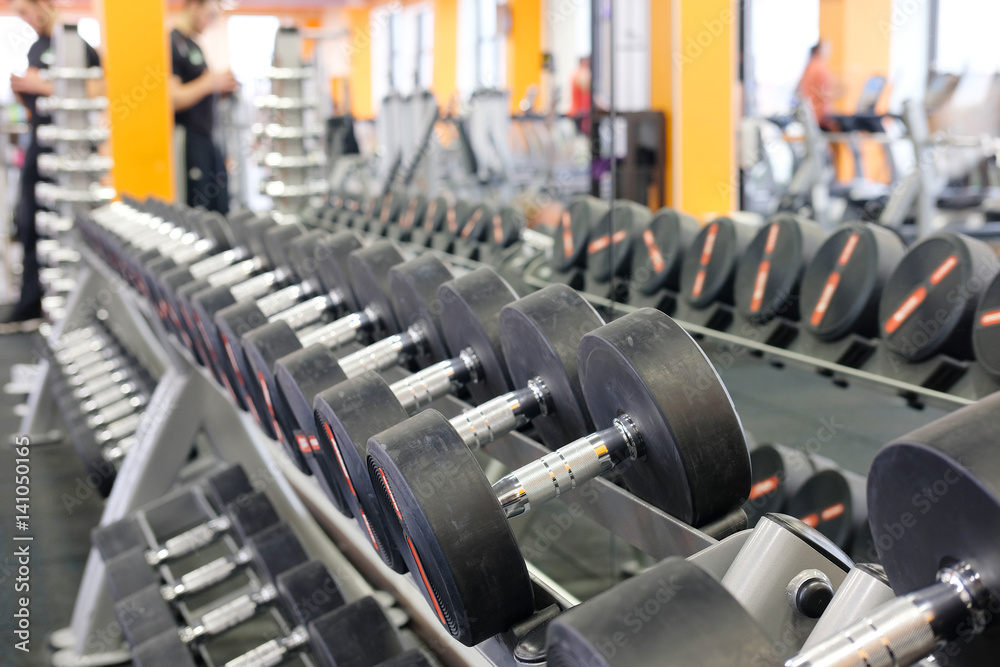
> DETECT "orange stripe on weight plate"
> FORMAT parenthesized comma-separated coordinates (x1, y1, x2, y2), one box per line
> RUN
(749, 475, 779, 500)
(981, 309, 1000, 327)
(929, 255, 959, 285)
(643, 229, 666, 273)
(561, 211, 574, 258)
(764, 223, 780, 254)
(691, 269, 707, 298)
(810, 273, 842, 327)
(885, 286, 928, 334)
(838, 233, 860, 266)
(750, 260, 771, 313)
(821, 503, 845, 522)
(700, 223, 719, 266)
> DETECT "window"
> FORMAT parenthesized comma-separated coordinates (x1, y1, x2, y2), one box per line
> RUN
(476, 0, 504, 88)
(416, 9, 434, 91)
(935, 0, 1000, 74)
(746, 0, 820, 116)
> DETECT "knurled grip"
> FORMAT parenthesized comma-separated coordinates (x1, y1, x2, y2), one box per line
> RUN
(83, 384, 132, 412)
(97, 412, 142, 444)
(338, 332, 409, 379)
(191, 248, 247, 279)
(151, 516, 231, 564)
(449, 388, 534, 450)
(786, 595, 936, 667)
(271, 292, 336, 330)
(258, 284, 309, 318)
(198, 588, 268, 635)
(391, 358, 462, 413)
(86, 396, 143, 428)
(230, 271, 280, 303)
(298, 310, 370, 351)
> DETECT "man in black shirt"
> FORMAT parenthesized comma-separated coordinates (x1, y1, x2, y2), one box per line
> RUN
(171, 0, 237, 215)
(8, 0, 101, 325)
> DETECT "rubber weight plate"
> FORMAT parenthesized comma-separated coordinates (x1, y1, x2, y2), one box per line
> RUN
(366, 409, 534, 646)
(786, 469, 854, 549)
(348, 242, 407, 342)
(734, 214, 825, 324)
(261, 222, 307, 271)
(578, 308, 750, 526)
(499, 284, 603, 447)
(314, 372, 411, 572)
(389, 254, 455, 369)
(398, 195, 428, 231)
(490, 207, 522, 248)
(546, 557, 775, 667)
(439, 267, 519, 403)
(586, 200, 653, 283)
(972, 272, 1000, 380)
(878, 232, 1000, 362)
(631, 207, 700, 295)
(456, 204, 493, 243)
(868, 391, 1000, 666)
(680, 216, 755, 309)
(743, 445, 790, 527)
(550, 195, 609, 273)
(421, 196, 449, 233)
(308, 596, 405, 667)
(800, 222, 907, 341)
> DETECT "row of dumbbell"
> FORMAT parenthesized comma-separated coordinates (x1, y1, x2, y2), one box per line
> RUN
(550, 196, 1000, 378)
(77, 198, 1000, 665)
(47, 321, 156, 495)
(94, 464, 432, 667)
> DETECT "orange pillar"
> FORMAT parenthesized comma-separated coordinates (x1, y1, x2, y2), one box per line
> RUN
(672, 0, 736, 218)
(650, 0, 672, 208)
(345, 6, 373, 120)
(98, 0, 174, 200)
(820, 0, 892, 181)
(433, 0, 459, 109)
(506, 0, 543, 113)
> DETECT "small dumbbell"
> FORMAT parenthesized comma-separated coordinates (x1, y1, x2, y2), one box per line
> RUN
(367, 308, 750, 645)
(407, 196, 464, 248)
(312, 283, 601, 573)
(114, 524, 311, 647)
(213, 241, 406, 433)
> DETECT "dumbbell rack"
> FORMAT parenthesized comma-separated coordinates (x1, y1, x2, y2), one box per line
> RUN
(34, 23, 114, 323)
(21, 221, 766, 666)
(254, 27, 327, 223)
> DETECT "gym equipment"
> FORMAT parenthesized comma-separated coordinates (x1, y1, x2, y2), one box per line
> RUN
(547, 514, 853, 665)
(548, 196, 610, 286)
(585, 200, 653, 299)
(733, 214, 826, 331)
(628, 207, 700, 298)
(114, 523, 309, 646)
(799, 222, 907, 341)
(223, 596, 406, 667)
(367, 308, 750, 645)
(743, 443, 817, 527)
(677, 216, 755, 327)
(215, 240, 406, 437)
(313, 283, 599, 572)
(788, 391, 1000, 666)
(878, 231, 1000, 362)
(129, 560, 344, 667)
(786, 468, 866, 552)
(242, 254, 454, 451)
(973, 271, 1000, 381)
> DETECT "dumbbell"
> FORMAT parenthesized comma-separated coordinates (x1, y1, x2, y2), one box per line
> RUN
(879, 231, 1000, 362)
(314, 283, 598, 572)
(628, 207, 700, 298)
(546, 511, 854, 665)
(274, 264, 516, 515)
(548, 196, 609, 281)
(734, 214, 826, 325)
(786, 391, 1000, 667)
(679, 216, 758, 314)
(973, 271, 1000, 382)
(223, 595, 408, 667)
(409, 197, 469, 249)
(128, 560, 348, 667)
(742, 443, 819, 527)
(454, 206, 523, 262)
(248, 253, 453, 464)
(114, 524, 311, 648)
(384, 194, 429, 242)
(585, 200, 653, 299)
(190, 230, 366, 409)
(367, 308, 751, 645)
(361, 190, 406, 236)
(213, 241, 406, 434)
(799, 222, 906, 341)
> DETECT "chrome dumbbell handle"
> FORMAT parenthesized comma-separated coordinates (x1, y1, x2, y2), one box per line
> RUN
(146, 515, 233, 566)
(389, 348, 481, 413)
(298, 306, 378, 352)
(189, 247, 252, 280)
(85, 395, 146, 428)
(449, 377, 550, 451)
(95, 412, 142, 444)
(225, 626, 310, 667)
(73, 370, 131, 399)
(82, 383, 137, 413)
(336, 325, 425, 380)
(180, 583, 277, 642)
(207, 258, 266, 288)
(230, 268, 291, 303)
(269, 289, 342, 331)
(160, 546, 253, 600)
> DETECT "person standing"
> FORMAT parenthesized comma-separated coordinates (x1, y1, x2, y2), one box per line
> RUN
(7, 0, 101, 325)
(798, 41, 840, 131)
(171, 0, 237, 215)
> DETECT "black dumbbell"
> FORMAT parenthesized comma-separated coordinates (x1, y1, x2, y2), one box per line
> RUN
(973, 271, 1000, 382)
(275, 265, 516, 518)
(799, 222, 906, 341)
(192, 231, 367, 411)
(385, 194, 429, 242)
(128, 559, 347, 667)
(549, 196, 610, 281)
(410, 197, 469, 249)
(586, 200, 653, 299)
(629, 207, 700, 297)
(367, 308, 750, 645)
(114, 524, 312, 648)
(733, 214, 825, 325)
(879, 231, 1000, 362)
(787, 391, 1000, 667)
(313, 282, 598, 572)
(679, 216, 756, 311)
(224, 595, 407, 667)
(214, 241, 406, 434)
(241, 253, 454, 450)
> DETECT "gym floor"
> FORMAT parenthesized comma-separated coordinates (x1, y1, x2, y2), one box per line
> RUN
(0, 332, 105, 667)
